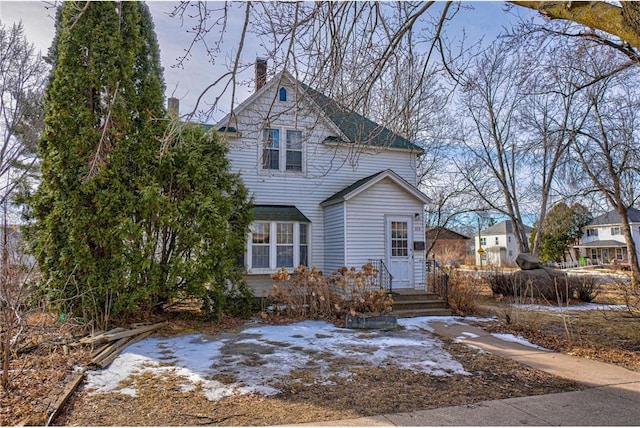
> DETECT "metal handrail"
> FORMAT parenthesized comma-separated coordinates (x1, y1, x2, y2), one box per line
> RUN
(368, 259, 393, 294)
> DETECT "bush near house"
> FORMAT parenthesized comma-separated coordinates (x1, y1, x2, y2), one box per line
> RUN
(444, 269, 485, 315)
(267, 264, 393, 321)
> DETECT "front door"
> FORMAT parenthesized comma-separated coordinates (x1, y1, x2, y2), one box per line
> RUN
(386, 216, 413, 289)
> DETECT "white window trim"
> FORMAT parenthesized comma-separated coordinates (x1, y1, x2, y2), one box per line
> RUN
(246, 221, 311, 274)
(259, 127, 306, 175)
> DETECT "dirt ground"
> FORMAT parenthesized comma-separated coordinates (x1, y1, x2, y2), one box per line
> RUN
(54, 339, 582, 427)
(2, 285, 639, 426)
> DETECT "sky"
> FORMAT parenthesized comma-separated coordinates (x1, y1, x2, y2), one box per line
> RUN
(1, 1, 538, 124)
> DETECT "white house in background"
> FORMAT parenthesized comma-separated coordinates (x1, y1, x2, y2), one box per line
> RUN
(211, 60, 429, 295)
(475, 220, 533, 267)
(574, 207, 640, 265)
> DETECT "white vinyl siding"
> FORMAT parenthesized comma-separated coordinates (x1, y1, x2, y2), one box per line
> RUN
(323, 203, 345, 273)
(345, 178, 425, 288)
(224, 80, 421, 275)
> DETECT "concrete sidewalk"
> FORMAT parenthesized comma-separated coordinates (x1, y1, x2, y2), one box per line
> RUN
(296, 319, 640, 426)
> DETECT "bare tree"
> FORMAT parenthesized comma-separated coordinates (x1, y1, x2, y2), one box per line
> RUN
(456, 42, 534, 253)
(517, 38, 596, 255)
(0, 21, 45, 391)
(571, 71, 640, 287)
(0, 22, 46, 208)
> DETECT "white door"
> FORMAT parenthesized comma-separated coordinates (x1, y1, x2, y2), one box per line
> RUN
(386, 216, 413, 289)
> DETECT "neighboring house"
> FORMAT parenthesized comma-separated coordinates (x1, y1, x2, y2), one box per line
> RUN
(425, 227, 470, 265)
(0, 224, 35, 267)
(475, 220, 533, 267)
(211, 61, 429, 295)
(574, 207, 640, 265)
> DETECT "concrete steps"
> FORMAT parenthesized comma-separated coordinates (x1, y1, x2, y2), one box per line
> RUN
(390, 290, 451, 317)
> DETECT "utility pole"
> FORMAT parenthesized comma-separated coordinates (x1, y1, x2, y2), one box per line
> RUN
(477, 215, 484, 270)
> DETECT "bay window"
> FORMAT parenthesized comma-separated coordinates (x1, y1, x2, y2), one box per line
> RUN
(248, 221, 310, 271)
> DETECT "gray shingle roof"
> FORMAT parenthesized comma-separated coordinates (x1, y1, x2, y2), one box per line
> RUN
(574, 239, 627, 248)
(481, 220, 533, 236)
(588, 207, 640, 226)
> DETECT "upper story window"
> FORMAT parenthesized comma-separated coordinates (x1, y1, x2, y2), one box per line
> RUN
(286, 130, 303, 171)
(262, 128, 304, 173)
(611, 227, 621, 235)
(479, 237, 486, 246)
(495, 237, 499, 245)
(586, 228, 599, 237)
(263, 128, 280, 170)
(279, 87, 287, 101)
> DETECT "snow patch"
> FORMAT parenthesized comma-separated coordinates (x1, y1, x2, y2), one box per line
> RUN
(491, 333, 547, 350)
(84, 318, 471, 401)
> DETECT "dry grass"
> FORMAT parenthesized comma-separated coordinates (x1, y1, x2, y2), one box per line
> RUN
(4, 274, 640, 426)
(55, 339, 582, 426)
(476, 283, 640, 373)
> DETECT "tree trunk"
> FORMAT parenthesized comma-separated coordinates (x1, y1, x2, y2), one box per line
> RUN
(617, 206, 640, 288)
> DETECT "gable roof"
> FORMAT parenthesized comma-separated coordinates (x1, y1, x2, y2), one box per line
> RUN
(299, 82, 423, 153)
(481, 220, 533, 236)
(216, 70, 423, 153)
(425, 227, 470, 241)
(587, 207, 640, 226)
(320, 169, 430, 207)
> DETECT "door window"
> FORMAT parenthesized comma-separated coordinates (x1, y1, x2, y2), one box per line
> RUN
(391, 221, 408, 257)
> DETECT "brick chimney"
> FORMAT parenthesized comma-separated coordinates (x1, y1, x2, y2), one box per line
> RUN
(168, 97, 179, 116)
(255, 58, 267, 92)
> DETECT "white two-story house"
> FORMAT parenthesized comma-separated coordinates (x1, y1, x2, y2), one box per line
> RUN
(212, 62, 429, 295)
(575, 207, 640, 265)
(475, 220, 533, 267)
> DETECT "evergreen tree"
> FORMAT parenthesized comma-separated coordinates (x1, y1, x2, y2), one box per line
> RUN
(532, 203, 592, 263)
(143, 123, 255, 320)
(28, 2, 166, 325)
(28, 2, 254, 327)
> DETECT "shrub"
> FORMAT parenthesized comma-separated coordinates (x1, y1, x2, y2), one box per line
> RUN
(487, 269, 574, 303)
(268, 264, 393, 321)
(570, 275, 599, 303)
(445, 270, 484, 316)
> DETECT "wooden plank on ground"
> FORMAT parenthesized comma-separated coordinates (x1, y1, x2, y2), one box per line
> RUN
(97, 330, 155, 369)
(45, 369, 85, 426)
(93, 321, 167, 344)
(91, 335, 132, 368)
(79, 327, 126, 345)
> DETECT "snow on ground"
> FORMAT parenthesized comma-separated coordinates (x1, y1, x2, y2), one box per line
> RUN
(491, 333, 547, 350)
(84, 317, 482, 401)
(513, 303, 625, 313)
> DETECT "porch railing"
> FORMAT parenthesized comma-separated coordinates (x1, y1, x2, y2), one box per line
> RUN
(368, 259, 393, 294)
(426, 258, 449, 305)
